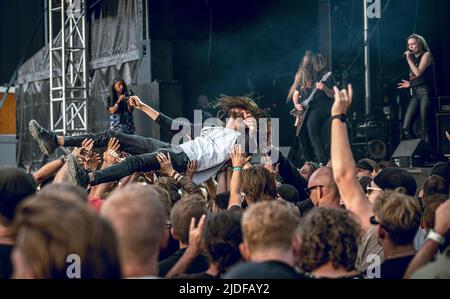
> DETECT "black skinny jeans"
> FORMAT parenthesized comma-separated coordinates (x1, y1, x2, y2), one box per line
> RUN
(63, 114, 191, 185)
(402, 85, 433, 143)
(298, 105, 331, 164)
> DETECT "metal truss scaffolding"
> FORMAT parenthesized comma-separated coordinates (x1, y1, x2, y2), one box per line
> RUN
(49, 0, 88, 135)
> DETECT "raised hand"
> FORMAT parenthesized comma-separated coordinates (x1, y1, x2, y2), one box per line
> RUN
(102, 138, 120, 167)
(128, 96, 143, 109)
(231, 144, 251, 168)
(445, 131, 450, 142)
(85, 153, 101, 171)
(185, 160, 198, 179)
(103, 151, 119, 167)
(107, 137, 120, 152)
(156, 152, 176, 177)
(81, 138, 94, 155)
(404, 50, 414, 60)
(243, 116, 257, 135)
(71, 147, 84, 157)
(187, 214, 207, 256)
(331, 84, 353, 116)
(263, 157, 279, 176)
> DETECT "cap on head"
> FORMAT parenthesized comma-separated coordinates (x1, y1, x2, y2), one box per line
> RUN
(356, 159, 377, 172)
(373, 167, 417, 196)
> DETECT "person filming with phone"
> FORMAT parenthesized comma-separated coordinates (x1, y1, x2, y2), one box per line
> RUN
(107, 78, 135, 135)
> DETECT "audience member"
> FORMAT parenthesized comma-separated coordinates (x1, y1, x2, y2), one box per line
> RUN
(101, 184, 168, 278)
(0, 167, 37, 279)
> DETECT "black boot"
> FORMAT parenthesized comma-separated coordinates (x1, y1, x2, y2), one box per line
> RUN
(29, 120, 58, 155)
(421, 126, 430, 144)
(402, 128, 415, 140)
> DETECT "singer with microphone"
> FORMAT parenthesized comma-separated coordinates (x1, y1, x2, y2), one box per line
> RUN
(107, 78, 135, 135)
(398, 34, 436, 145)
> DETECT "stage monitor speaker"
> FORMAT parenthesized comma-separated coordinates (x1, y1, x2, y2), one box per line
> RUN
(391, 139, 446, 167)
(391, 139, 429, 167)
(436, 113, 450, 157)
(438, 96, 450, 113)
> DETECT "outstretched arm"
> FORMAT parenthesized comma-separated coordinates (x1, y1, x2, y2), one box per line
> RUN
(33, 157, 64, 184)
(268, 147, 309, 201)
(331, 85, 373, 232)
(129, 95, 198, 137)
(228, 144, 251, 209)
(128, 96, 160, 121)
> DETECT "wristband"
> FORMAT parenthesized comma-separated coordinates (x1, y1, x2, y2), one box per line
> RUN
(331, 114, 347, 123)
(176, 175, 184, 183)
(232, 167, 243, 172)
(426, 229, 445, 245)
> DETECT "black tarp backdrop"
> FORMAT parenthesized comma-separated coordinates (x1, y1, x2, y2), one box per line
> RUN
(9, 0, 450, 168)
(15, 0, 143, 168)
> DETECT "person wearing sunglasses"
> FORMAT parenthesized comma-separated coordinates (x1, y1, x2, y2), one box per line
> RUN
(304, 167, 340, 210)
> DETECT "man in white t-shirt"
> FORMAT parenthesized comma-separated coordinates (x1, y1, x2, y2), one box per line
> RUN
(29, 95, 259, 187)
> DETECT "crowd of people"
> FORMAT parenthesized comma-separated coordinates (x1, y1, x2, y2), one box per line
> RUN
(1, 85, 449, 279)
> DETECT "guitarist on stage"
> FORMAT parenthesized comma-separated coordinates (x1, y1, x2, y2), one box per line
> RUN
(287, 50, 335, 165)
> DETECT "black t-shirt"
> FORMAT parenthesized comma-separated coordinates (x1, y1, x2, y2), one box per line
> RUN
(223, 261, 305, 279)
(380, 254, 415, 279)
(158, 248, 209, 277)
(0, 244, 13, 279)
(158, 233, 180, 261)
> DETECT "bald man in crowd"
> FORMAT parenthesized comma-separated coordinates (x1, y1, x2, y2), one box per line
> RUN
(297, 167, 341, 216)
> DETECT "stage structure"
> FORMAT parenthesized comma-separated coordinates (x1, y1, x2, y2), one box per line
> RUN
(49, 0, 88, 135)
(16, 0, 146, 169)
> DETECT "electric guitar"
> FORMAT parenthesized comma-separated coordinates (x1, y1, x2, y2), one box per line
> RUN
(290, 71, 332, 136)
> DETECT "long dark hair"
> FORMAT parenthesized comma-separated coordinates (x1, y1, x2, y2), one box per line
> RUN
(287, 50, 328, 100)
(108, 78, 129, 108)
